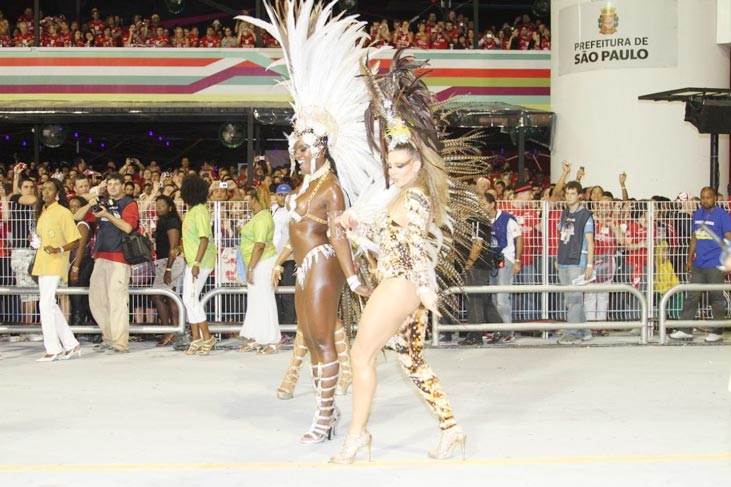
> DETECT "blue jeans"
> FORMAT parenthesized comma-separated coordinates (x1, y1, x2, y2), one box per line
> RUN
(489, 260, 514, 324)
(514, 259, 540, 321)
(558, 265, 588, 337)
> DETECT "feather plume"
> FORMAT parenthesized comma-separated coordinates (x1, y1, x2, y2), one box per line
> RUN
(236, 0, 385, 204)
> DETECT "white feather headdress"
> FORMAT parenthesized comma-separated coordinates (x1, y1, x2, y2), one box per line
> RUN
(236, 0, 385, 204)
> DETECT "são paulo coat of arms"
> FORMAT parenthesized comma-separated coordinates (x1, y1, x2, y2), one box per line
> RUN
(598, 5, 619, 35)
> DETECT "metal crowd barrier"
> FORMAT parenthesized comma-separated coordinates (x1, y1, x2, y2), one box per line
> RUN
(0, 287, 185, 335)
(432, 284, 650, 346)
(658, 283, 731, 344)
(200, 286, 297, 334)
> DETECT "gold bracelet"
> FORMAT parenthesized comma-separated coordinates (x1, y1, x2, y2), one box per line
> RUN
(165, 268, 172, 272)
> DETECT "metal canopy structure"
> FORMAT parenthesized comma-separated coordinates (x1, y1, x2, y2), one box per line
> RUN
(639, 87, 731, 192)
(0, 100, 554, 183)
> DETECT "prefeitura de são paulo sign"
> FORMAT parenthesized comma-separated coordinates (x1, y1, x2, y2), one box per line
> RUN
(558, 0, 678, 75)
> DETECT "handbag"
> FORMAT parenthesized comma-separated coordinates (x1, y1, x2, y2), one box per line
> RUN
(121, 231, 153, 265)
(27, 250, 39, 284)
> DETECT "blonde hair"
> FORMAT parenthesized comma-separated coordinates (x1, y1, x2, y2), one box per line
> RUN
(245, 184, 271, 210)
(393, 143, 449, 227)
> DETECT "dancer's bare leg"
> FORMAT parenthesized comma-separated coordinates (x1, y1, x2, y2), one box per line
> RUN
(346, 278, 421, 435)
(298, 257, 343, 443)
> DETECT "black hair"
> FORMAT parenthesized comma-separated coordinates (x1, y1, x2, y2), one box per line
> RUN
(35, 178, 69, 223)
(155, 194, 180, 220)
(180, 174, 209, 207)
(106, 171, 124, 183)
(565, 180, 582, 193)
(69, 195, 89, 207)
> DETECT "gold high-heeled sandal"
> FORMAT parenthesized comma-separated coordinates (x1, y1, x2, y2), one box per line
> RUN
(428, 425, 466, 460)
(185, 338, 203, 355)
(329, 430, 372, 464)
(334, 325, 352, 395)
(196, 336, 217, 356)
(277, 329, 308, 399)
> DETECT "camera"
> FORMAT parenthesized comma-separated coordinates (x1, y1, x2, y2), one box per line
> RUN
(91, 198, 112, 213)
(487, 248, 505, 271)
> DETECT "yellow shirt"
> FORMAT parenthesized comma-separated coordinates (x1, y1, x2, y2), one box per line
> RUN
(32, 202, 81, 281)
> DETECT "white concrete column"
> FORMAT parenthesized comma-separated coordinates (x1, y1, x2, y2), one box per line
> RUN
(551, 0, 730, 198)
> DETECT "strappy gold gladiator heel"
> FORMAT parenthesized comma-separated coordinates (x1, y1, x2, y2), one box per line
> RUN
(185, 338, 203, 355)
(428, 425, 466, 460)
(329, 430, 373, 464)
(334, 324, 352, 396)
(196, 336, 217, 356)
(277, 329, 308, 400)
(301, 360, 340, 444)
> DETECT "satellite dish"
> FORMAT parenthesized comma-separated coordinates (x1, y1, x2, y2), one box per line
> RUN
(164, 0, 186, 15)
(39, 124, 67, 148)
(219, 122, 245, 149)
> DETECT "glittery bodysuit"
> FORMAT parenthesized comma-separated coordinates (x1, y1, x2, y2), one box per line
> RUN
(364, 188, 456, 430)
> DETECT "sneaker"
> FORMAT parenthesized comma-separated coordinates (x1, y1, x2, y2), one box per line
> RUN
(557, 334, 582, 345)
(669, 330, 693, 341)
(498, 334, 515, 344)
(7, 335, 26, 343)
(93, 343, 111, 353)
(27, 333, 44, 342)
(439, 333, 453, 342)
(458, 335, 481, 346)
(483, 333, 502, 344)
(105, 347, 129, 354)
(704, 333, 723, 343)
(581, 332, 593, 342)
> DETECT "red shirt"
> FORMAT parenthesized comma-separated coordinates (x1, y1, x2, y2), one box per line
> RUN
(199, 35, 221, 48)
(87, 20, 105, 35)
(481, 37, 497, 49)
(264, 34, 280, 48)
(41, 34, 65, 47)
(431, 33, 450, 49)
(548, 207, 561, 256)
(624, 220, 649, 268)
(151, 35, 169, 47)
(13, 33, 34, 47)
(593, 219, 617, 256)
(239, 33, 256, 48)
(393, 32, 412, 49)
(100, 36, 116, 47)
(414, 35, 431, 49)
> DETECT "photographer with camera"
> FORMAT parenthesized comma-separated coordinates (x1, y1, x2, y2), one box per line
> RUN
(483, 192, 522, 343)
(459, 184, 504, 346)
(81, 172, 140, 353)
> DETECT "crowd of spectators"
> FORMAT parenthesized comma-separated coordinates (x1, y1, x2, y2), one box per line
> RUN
(0, 7, 549, 50)
(1, 153, 723, 347)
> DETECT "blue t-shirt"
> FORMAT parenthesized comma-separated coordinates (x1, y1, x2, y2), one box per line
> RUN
(692, 206, 731, 269)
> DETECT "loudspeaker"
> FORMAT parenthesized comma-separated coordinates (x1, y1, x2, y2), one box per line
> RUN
(684, 98, 731, 134)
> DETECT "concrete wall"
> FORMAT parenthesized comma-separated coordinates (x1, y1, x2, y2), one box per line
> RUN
(552, 0, 730, 199)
